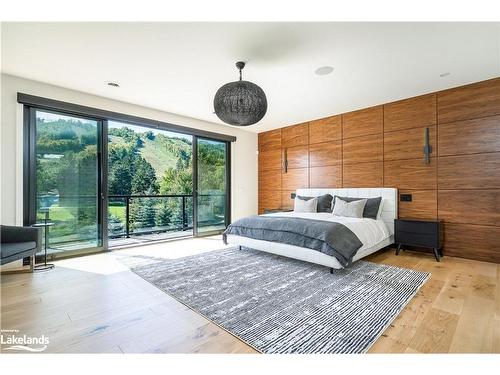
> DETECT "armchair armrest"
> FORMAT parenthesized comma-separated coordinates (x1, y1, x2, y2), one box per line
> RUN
(1, 225, 42, 247)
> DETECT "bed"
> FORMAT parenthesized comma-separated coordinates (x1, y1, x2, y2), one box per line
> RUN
(224, 188, 397, 270)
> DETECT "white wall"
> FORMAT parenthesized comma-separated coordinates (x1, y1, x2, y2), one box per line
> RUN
(0, 73, 258, 227)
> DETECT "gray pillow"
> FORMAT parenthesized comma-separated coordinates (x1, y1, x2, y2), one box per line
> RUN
(333, 196, 382, 220)
(297, 194, 333, 213)
(294, 197, 318, 213)
(332, 197, 367, 218)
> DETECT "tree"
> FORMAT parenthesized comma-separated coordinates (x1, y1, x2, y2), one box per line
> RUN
(130, 188, 157, 230)
(108, 161, 132, 196)
(132, 156, 159, 194)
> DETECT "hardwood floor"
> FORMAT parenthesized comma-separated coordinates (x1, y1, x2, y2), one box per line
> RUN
(1, 236, 499, 353)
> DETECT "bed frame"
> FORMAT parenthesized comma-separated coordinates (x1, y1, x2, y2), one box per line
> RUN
(226, 188, 398, 270)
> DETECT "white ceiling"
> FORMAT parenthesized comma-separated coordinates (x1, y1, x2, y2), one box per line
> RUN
(2, 22, 499, 133)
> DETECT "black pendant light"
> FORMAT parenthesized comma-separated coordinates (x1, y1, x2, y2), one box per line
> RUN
(213, 61, 267, 126)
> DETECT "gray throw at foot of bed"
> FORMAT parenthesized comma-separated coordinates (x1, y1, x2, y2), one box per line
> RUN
(121, 247, 429, 354)
(223, 215, 363, 266)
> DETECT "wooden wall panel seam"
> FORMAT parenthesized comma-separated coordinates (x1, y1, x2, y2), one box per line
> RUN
(437, 113, 500, 126)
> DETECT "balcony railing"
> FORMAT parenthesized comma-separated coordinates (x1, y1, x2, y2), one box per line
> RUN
(108, 193, 226, 239)
(108, 194, 194, 238)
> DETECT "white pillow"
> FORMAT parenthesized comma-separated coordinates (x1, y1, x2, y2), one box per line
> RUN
(332, 197, 367, 218)
(294, 197, 318, 213)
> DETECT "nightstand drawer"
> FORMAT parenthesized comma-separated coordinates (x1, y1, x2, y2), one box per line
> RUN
(395, 220, 438, 235)
(395, 231, 439, 248)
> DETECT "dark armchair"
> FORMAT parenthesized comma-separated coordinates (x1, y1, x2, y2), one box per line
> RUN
(1, 225, 42, 272)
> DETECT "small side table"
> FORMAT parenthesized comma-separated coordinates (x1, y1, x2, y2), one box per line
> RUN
(394, 218, 444, 262)
(31, 221, 55, 271)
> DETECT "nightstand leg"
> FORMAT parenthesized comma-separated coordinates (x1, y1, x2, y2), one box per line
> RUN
(433, 248, 441, 262)
(396, 243, 402, 255)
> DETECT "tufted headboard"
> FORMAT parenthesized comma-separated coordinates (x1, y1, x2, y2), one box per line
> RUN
(295, 188, 398, 235)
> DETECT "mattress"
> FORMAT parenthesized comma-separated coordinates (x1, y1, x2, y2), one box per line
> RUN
(225, 211, 393, 269)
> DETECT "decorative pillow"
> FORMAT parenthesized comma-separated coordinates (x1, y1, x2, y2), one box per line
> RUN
(294, 197, 318, 213)
(297, 194, 333, 213)
(332, 196, 382, 220)
(332, 197, 367, 218)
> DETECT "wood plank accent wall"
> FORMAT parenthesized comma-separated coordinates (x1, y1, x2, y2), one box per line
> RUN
(258, 77, 500, 263)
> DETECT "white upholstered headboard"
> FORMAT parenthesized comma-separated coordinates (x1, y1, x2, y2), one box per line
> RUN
(295, 188, 398, 235)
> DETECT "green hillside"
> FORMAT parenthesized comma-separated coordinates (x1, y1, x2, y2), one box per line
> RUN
(139, 134, 192, 178)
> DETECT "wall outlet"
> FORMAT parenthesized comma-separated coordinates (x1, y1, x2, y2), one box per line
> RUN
(400, 194, 412, 202)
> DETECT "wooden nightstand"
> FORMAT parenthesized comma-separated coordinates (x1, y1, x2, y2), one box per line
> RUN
(394, 219, 444, 262)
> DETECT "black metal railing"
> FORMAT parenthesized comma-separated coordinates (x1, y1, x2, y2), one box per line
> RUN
(108, 194, 194, 238)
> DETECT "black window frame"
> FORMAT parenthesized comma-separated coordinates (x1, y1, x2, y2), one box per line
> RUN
(20, 93, 234, 256)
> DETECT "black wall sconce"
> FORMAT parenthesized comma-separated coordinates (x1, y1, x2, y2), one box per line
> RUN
(423, 127, 432, 164)
(283, 148, 288, 173)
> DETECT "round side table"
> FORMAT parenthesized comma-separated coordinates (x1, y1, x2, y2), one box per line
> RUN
(31, 221, 55, 271)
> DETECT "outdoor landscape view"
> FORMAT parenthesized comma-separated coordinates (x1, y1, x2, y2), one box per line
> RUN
(35, 111, 227, 252)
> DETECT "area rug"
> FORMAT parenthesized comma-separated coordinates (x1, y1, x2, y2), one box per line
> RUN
(120, 247, 429, 354)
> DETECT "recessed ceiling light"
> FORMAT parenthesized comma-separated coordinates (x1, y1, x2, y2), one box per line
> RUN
(439, 72, 451, 77)
(107, 82, 120, 87)
(315, 66, 334, 76)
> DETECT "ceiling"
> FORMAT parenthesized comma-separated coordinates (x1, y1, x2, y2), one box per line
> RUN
(2, 22, 499, 133)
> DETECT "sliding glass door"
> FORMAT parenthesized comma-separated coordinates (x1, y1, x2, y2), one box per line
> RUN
(24, 99, 232, 257)
(28, 109, 103, 256)
(194, 138, 230, 236)
(107, 121, 194, 246)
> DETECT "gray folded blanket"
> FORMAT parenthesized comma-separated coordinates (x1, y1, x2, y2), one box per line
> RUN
(223, 215, 363, 267)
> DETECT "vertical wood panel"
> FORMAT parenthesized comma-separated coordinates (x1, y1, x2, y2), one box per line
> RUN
(444, 223, 500, 263)
(258, 170, 281, 191)
(384, 158, 437, 190)
(258, 191, 281, 214)
(398, 190, 437, 220)
(438, 115, 500, 156)
(309, 141, 342, 167)
(282, 123, 309, 148)
(438, 190, 500, 226)
(438, 153, 500, 189)
(281, 190, 295, 210)
(310, 165, 342, 188)
(258, 129, 281, 151)
(258, 149, 281, 171)
(384, 126, 436, 161)
(384, 94, 437, 132)
(342, 162, 383, 187)
(282, 168, 309, 191)
(342, 106, 383, 139)
(437, 78, 500, 124)
(342, 134, 383, 165)
(284, 145, 308, 169)
(309, 115, 341, 144)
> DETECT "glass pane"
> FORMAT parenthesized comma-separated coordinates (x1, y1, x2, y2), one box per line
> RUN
(196, 138, 227, 234)
(107, 121, 193, 246)
(35, 110, 100, 254)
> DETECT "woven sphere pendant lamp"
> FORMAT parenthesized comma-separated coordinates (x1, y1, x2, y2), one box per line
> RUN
(213, 61, 267, 126)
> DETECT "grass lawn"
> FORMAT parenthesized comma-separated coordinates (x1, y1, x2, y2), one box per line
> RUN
(108, 204, 126, 221)
(38, 204, 126, 222)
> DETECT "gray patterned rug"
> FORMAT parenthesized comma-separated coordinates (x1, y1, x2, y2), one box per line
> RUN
(121, 247, 429, 354)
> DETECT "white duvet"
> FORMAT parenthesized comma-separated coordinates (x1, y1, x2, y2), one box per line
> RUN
(264, 211, 391, 251)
